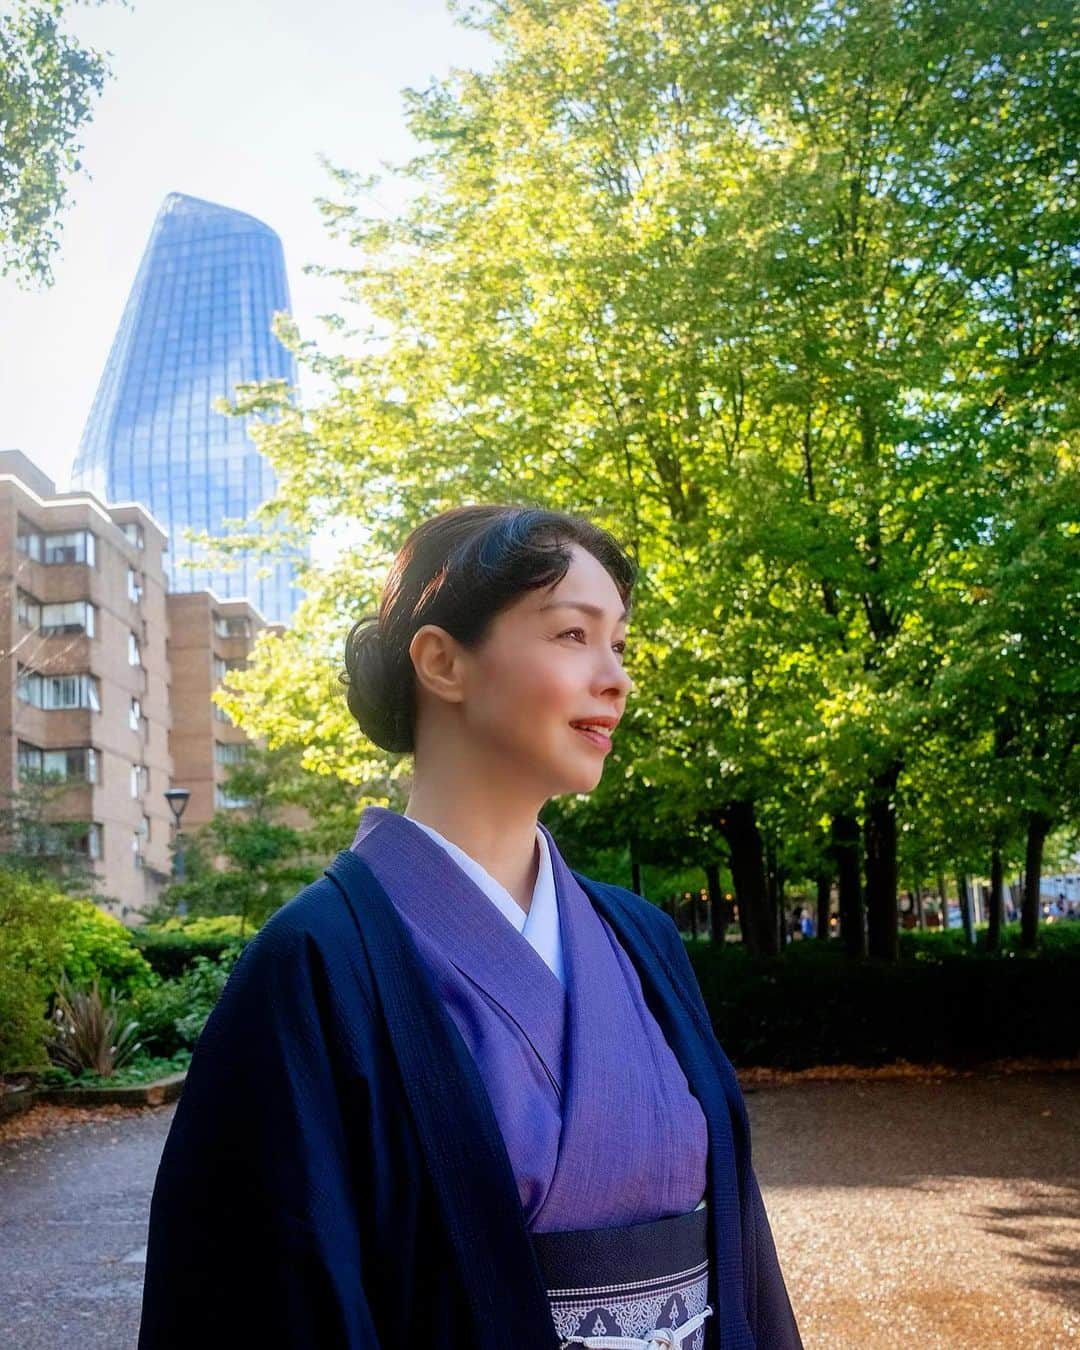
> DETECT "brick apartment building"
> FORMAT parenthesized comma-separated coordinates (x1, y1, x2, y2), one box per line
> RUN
(0, 451, 271, 920)
(167, 591, 272, 830)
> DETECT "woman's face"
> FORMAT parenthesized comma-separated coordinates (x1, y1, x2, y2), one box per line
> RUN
(457, 543, 634, 800)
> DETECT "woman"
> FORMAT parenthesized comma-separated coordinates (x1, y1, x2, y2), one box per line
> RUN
(138, 505, 801, 1350)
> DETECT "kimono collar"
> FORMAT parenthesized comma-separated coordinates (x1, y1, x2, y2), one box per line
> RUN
(386, 809, 565, 985)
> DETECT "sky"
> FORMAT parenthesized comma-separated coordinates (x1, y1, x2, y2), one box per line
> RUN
(0, 0, 494, 489)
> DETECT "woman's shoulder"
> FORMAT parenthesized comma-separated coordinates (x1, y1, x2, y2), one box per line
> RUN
(230, 864, 379, 1008)
(252, 868, 359, 953)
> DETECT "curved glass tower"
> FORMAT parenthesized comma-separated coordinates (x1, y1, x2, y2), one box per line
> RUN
(72, 193, 303, 622)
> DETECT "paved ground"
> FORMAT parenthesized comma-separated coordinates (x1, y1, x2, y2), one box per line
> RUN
(0, 1104, 162, 1350)
(0, 1071, 1077, 1348)
(748, 1071, 1080, 1347)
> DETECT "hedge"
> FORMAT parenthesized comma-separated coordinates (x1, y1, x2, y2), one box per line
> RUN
(686, 938, 1080, 1069)
(131, 917, 251, 979)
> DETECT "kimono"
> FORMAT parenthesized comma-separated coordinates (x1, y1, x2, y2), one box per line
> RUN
(137, 807, 801, 1350)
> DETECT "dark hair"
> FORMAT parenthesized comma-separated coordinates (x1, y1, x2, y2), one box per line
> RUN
(342, 505, 636, 754)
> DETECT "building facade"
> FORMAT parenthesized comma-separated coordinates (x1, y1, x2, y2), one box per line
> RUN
(167, 591, 272, 831)
(0, 451, 172, 916)
(0, 451, 276, 918)
(71, 192, 303, 623)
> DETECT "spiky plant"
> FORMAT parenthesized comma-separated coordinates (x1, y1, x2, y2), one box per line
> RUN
(46, 972, 141, 1077)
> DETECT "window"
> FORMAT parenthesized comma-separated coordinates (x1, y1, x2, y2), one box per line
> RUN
(130, 763, 149, 798)
(42, 531, 96, 566)
(16, 591, 40, 628)
(127, 567, 143, 603)
(129, 697, 142, 731)
(132, 831, 144, 868)
(16, 742, 42, 777)
(123, 522, 145, 550)
(215, 785, 251, 810)
(213, 614, 251, 639)
(47, 747, 97, 782)
(16, 520, 41, 560)
(80, 824, 103, 860)
(40, 601, 95, 637)
(214, 741, 247, 765)
(16, 667, 38, 707)
(213, 656, 247, 684)
(16, 668, 100, 711)
(19, 744, 98, 783)
(128, 632, 141, 666)
(212, 702, 232, 724)
(44, 823, 102, 859)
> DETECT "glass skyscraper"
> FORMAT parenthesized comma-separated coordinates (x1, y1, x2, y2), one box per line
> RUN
(72, 192, 303, 622)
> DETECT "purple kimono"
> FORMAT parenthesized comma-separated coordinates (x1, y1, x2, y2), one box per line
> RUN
(351, 806, 709, 1233)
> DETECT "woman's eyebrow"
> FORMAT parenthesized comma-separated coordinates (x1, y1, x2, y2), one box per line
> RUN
(538, 600, 630, 622)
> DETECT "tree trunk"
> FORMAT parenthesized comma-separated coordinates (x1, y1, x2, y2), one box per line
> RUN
(765, 838, 781, 947)
(715, 801, 776, 955)
(630, 837, 643, 897)
(911, 873, 924, 930)
(936, 871, 948, 932)
(688, 891, 699, 941)
(1022, 811, 1052, 950)
(831, 812, 865, 957)
(956, 873, 974, 946)
(987, 838, 1005, 952)
(864, 762, 901, 961)
(815, 873, 832, 940)
(705, 861, 724, 943)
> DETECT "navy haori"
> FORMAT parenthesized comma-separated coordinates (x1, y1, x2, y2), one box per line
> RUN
(137, 820, 802, 1349)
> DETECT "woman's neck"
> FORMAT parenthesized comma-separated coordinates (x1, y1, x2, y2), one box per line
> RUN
(404, 783, 542, 915)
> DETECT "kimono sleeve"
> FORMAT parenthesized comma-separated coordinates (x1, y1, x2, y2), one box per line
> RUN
(137, 913, 383, 1350)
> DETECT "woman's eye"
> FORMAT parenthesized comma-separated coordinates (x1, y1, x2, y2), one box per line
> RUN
(561, 628, 627, 657)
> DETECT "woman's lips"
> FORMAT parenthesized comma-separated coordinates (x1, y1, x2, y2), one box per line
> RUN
(571, 724, 612, 750)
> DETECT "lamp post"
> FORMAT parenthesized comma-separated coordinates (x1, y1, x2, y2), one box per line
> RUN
(164, 787, 191, 915)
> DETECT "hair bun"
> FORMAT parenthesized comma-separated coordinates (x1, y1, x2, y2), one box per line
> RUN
(341, 615, 413, 753)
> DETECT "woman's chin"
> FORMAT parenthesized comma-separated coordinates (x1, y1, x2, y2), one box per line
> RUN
(552, 765, 605, 797)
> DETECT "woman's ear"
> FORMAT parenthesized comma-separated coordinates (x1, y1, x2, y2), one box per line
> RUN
(409, 625, 466, 705)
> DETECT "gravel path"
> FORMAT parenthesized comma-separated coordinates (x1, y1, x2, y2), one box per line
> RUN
(748, 1071, 1080, 1347)
(0, 1070, 1076, 1348)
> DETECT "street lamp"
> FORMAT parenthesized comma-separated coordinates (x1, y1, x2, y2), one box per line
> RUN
(164, 787, 191, 913)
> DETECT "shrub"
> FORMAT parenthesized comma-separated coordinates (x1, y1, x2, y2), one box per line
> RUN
(0, 868, 68, 1072)
(38, 1049, 191, 1091)
(132, 916, 250, 979)
(59, 899, 156, 996)
(128, 950, 242, 1057)
(0, 867, 158, 1073)
(899, 919, 1080, 962)
(46, 971, 141, 1077)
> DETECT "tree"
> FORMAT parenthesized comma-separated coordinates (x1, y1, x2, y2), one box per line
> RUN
(0, 771, 99, 894)
(0, 0, 114, 285)
(154, 744, 366, 931)
(217, 0, 1078, 961)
